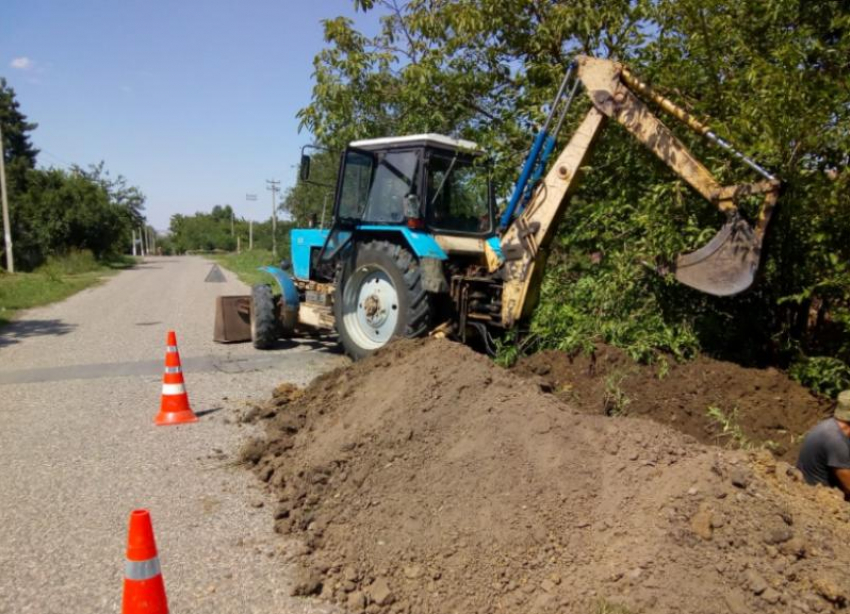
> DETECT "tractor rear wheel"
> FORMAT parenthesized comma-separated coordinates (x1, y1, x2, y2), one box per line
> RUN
(334, 240, 431, 360)
(251, 284, 279, 350)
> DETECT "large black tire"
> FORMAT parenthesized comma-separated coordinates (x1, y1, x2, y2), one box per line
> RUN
(334, 240, 431, 360)
(251, 284, 279, 350)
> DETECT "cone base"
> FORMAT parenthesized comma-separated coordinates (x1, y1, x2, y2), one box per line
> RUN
(123, 576, 169, 614)
(154, 409, 198, 426)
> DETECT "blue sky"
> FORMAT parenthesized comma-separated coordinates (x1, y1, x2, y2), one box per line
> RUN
(1, 0, 384, 230)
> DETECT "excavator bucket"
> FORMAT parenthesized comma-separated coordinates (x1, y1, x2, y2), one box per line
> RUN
(673, 214, 762, 297)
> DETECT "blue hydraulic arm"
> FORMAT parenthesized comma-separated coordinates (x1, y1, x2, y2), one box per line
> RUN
(498, 130, 549, 230)
(499, 63, 576, 231)
(517, 79, 582, 216)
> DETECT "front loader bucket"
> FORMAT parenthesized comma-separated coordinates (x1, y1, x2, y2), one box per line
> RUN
(673, 215, 762, 297)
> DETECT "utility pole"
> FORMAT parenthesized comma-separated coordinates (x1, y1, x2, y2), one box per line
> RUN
(246, 194, 257, 251)
(266, 180, 280, 256)
(139, 225, 146, 256)
(131, 229, 137, 256)
(0, 124, 14, 273)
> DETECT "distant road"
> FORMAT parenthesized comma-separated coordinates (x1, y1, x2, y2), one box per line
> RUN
(0, 256, 344, 614)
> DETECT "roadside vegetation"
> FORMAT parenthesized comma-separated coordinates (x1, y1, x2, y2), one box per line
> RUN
(164, 205, 295, 289)
(211, 249, 280, 287)
(294, 0, 850, 397)
(0, 250, 134, 325)
(162, 204, 295, 258)
(1, 79, 149, 273)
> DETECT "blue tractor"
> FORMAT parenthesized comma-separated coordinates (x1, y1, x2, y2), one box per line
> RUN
(250, 57, 781, 359)
(251, 133, 499, 359)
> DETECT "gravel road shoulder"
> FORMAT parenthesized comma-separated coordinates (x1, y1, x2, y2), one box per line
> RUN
(0, 256, 345, 614)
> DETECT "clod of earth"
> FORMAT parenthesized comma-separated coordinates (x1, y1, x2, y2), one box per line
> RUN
(244, 338, 850, 614)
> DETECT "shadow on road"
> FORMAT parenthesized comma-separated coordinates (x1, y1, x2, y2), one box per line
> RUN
(271, 336, 344, 354)
(195, 406, 224, 418)
(0, 319, 77, 347)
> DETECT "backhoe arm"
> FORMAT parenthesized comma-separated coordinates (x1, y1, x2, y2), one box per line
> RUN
(497, 56, 781, 327)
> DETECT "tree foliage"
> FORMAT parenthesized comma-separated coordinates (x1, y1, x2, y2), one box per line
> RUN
(167, 205, 293, 255)
(300, 0, 850, 375)
(1, 79, 146, 270)
(0, 77, 38, 169)
(14, 167, 135, 266)
(281, 150, 339, 226)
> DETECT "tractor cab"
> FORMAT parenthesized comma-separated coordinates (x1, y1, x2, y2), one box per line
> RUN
(294, 134, 498, 284)
(335, 134, 495, 236)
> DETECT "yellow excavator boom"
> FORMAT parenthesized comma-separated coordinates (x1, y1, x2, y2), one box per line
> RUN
(497, 56, 781, 327)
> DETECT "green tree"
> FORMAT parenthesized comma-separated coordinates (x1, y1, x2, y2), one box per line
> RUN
(2, 81, 146, 269)
(76, 162, 146, 225)
(0, 77, 38, 169)
(168, 207, 293, 255)
(13, 167, 134, 265)
(300, 0, 850, 375)
(1, 77, 40, 268)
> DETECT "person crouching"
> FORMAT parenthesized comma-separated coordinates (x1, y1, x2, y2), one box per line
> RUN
(797, 390, 850, 498)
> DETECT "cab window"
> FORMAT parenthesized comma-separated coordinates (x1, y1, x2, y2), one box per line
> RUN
(337, 150, 374, 220)
(426, 154, 492, 234)
(363, 151, 419, 223)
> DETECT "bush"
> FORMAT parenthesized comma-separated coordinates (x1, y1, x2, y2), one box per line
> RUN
(789, 357, 850, 398)
(36, 250, 101, 281)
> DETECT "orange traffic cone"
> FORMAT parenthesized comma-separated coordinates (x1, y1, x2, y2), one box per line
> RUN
(154, 331, 198, 426)
(122, 509, 169, 614)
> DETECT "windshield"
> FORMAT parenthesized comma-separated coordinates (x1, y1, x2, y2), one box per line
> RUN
(337, 149, 420, 224)
(337, 150, 373, 220)
(426, 154, 492, 235)
(364, 151, 419, 223)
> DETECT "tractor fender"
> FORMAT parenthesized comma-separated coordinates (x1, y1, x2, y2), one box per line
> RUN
(356, 226, 448, 260)
(258, 266, 300, 334)
(354, 227, 449, 293)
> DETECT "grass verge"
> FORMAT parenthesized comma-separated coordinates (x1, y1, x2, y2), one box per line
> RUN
(0, 252, 135, 327)
(211, 249, 279, 287)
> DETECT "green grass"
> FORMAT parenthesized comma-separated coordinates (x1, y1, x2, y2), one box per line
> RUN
(0, 251, 135, 326)
(211, 249, 280, 287)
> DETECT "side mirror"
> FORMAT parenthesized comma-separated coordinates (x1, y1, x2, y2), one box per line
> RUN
(404, 193, 421, 219)
(299, 154, 311, 182)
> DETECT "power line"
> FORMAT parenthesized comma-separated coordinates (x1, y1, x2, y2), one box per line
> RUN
(38, 148, 73, 169)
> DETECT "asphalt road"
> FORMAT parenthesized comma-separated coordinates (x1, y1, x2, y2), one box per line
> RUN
(0, 256, 346, 614)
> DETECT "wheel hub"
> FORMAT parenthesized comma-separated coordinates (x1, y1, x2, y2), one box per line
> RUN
(362, 294, 387, 327)
(342, 266, 401, 350)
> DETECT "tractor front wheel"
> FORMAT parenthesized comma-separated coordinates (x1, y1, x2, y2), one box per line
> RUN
(334, 241, 431, 360)
(251, 284, 280, 350)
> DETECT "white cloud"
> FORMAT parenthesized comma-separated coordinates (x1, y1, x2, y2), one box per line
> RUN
(10, 57, 34, 70)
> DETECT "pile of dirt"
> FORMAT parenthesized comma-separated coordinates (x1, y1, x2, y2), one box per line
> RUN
(515, 345, 831, 461)
(244, 339, 850, 614)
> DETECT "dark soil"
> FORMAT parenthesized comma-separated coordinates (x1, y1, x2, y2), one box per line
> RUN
(515, 344, 832, 461)
(242, 338, 850, 614)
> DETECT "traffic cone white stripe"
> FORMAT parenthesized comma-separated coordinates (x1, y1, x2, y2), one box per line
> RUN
(125, 556, 162, 581)
(161, 383, 186, 395)
(163, 366, 181, 374)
